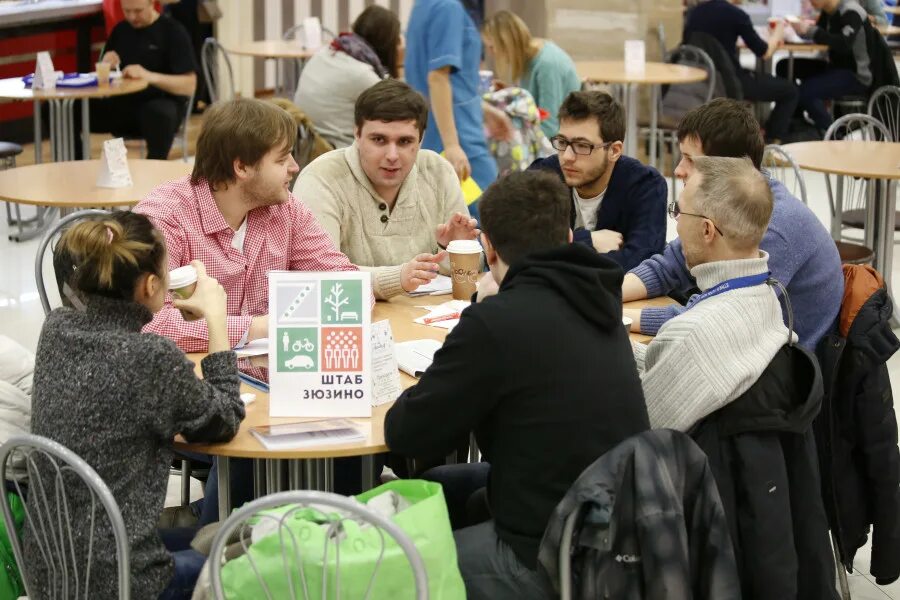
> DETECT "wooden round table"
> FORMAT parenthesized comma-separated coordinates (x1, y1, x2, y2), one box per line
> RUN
(0, 76, 149, 163)
(0, 159, 191, 208)
(177, 293, 676, 519)
(225, 40, 317, 97)
(783, 140, 900, 290)
(576, 61, 707, 162)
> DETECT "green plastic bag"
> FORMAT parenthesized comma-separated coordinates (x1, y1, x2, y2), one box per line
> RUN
(0, 492, 25, 600)
(220, 479, 465, 599)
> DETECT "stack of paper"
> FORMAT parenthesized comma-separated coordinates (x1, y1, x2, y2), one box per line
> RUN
(235, 338, 269, 358)
(395, 339, 443, 378)
(250, 419, 364, 450)
(414, 300, 470, 331)
(407, 274, 452, 297)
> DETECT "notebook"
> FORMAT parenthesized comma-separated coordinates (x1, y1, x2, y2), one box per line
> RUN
(406, 274, 453, 296)
(250, 419, 364, 450)
(395, 339, 443, 378)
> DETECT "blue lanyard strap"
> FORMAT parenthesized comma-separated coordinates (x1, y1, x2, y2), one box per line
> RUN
(685, 272, 771, 310)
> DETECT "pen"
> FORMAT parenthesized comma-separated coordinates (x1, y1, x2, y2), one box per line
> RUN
(423, 312, 461, 324)
(239, 372, 270, 392)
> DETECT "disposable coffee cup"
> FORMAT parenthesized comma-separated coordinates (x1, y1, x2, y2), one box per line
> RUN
(447, 239, 483, 300)
(168, 265, 198, 299)
(96, 61, 110, 87)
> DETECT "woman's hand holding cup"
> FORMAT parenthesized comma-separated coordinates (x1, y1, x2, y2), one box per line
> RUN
(170, 261, 226, 322)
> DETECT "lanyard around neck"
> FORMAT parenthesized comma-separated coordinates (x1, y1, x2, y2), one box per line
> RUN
(685, 272, 771, 310)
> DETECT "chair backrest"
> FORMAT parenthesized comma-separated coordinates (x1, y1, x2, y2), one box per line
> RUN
(0, 434, 130, 600)
(208, 490, 428, 600)
(201, 37, 235, 104)
(683, 30, 743, 100)
(762, 144, 808, 205)
(867, 84, 900, 142)
(176, 88, 195, 162)
(660, 45, 717, 124)
(35, 209, 110, 316)
(281, 23, 336, 46)
(824, 113, 891, 216)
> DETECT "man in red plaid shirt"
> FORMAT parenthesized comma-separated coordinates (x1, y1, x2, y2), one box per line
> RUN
(136, 97, 359, 356)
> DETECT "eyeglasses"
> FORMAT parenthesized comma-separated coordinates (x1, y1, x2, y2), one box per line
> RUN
(668, 200, 725, 237)
(550, 136, 613, 156)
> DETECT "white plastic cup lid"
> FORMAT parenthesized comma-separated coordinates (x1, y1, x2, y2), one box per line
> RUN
(168, 265, 198, 290)
(446, 240, 483, 254)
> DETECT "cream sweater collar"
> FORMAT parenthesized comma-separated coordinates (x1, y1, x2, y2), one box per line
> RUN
(690, 251, 771, 292)
(344, 142, 420, 210)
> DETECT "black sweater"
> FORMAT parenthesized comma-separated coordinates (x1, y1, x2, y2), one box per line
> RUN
(384, 244, 650, 568)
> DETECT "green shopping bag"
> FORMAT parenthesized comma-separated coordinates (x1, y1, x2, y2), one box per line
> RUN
(220, 479, 465, 599)
(0, 492, 25, 600)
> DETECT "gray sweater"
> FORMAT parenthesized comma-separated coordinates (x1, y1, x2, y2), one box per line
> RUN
(26, 296, 245, 599)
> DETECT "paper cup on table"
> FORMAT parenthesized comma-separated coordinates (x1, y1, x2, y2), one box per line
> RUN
(96, 62, 110, 87)
(168, 265, 198, 299)
(447, 239, 482, 300)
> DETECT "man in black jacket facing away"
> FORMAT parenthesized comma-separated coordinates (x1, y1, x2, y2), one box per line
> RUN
(384, 170, 650, 599)
(528, 91, 667, 272)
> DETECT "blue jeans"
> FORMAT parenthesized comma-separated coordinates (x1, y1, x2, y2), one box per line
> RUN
(192, 457, 255, 526)
(158, 527, 206, 600)
(777, 58, 868, 131)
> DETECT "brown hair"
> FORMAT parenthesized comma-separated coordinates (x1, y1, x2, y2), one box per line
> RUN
(676, 98, 765, 169)
(482, 10, 534, 84)
(558, 91, 626, 143)
(191, 98, 297, 190)
(692, 156, 773, 249)
(354, 79, 429, 138)
(352, 5, 402, 79)
(54, 211, 166, 302)
(479, 170, 571, 265)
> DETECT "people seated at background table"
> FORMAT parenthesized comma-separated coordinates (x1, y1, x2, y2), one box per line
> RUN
(633, 156, 791, 430)
(623, 99, 842, 350)
(683, 0, 799, 143)
(136, 97, 358, 354)
(28, 211, 244, 600)
(528, 91, 667, 272)
(776, 0, 875, 133)
(0, 336, 33, 481)
(405, 0, 514, 210)
(481, 10, 581, 138)
(295, 80, 477, 299)
(83, 0, 197, 160)
(384, 170, 650, 600)
(294, 5, 401, 149)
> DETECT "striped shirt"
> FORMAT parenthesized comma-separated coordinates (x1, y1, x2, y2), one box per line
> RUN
(135, 176, 359, 356)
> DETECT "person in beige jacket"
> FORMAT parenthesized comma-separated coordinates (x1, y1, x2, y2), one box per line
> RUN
(294, 79, 479, 299)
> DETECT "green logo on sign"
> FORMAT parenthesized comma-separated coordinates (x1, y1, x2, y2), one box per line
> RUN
(276, 327, 318, 373)
(321, 279, 363, 325)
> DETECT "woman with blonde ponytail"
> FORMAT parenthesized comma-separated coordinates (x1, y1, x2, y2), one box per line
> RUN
(28, 210, 245, 600)
(482, 11, 581, 137)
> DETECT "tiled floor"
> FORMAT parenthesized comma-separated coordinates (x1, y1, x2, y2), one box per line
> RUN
(1, 153, 899, 597)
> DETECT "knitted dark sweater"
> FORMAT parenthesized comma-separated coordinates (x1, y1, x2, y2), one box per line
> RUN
(26, 296, 244, 599)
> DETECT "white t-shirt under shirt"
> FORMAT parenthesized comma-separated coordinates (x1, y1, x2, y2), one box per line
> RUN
(232, 218, 247, 252)
(572, 188, 605, 230)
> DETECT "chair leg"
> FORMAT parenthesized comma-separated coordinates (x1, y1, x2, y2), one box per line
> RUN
(181, 459, 192, 506)
(832, 531, 851, 600)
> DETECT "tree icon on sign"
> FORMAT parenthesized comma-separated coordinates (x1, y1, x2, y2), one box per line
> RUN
(324, 282, 348, 323)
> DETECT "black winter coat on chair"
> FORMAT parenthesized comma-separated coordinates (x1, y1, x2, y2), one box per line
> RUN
(690, 343, 839, 600)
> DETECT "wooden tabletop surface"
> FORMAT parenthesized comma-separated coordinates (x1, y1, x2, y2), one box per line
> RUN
(173, 294, 676, 459)
(0, 159, 192, 207)
(224, 40, 317, 59)
(782, 140, 900, 179)
(576, 61, 708, 85)
(0, 75, 148, 101)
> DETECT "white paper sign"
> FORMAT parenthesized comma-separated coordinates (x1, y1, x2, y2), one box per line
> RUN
(302, 16, 323, 50)
(95, 138, 132, 188)
(268, 271, 372, 417)
(33, 51, 57, 90)
(624, 40, 646, 75)
(371, 320, 401, 407)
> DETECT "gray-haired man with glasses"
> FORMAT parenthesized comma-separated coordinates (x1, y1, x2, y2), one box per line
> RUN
(528, 90, 667, 271)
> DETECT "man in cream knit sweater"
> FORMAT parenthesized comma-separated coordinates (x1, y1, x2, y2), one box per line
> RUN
(633, 156, 793, 432)
(295, 79, 479, 299)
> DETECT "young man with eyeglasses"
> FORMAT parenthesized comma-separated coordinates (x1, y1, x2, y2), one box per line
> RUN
(528, 91, 667, 271)
(622, 99, 843, 350)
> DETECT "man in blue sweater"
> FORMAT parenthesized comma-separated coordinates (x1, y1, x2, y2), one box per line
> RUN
(623, 99, 843, 349)
(529, 91, 667, 272)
